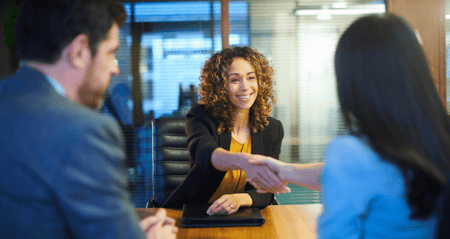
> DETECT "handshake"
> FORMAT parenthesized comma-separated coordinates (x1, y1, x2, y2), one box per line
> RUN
(241, 155, 322, 193)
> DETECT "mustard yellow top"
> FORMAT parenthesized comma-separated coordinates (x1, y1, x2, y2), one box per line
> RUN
(208, 137, 251, 203)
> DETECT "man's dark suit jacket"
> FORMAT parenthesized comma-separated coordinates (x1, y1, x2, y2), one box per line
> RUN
(163, 103, 284, 209)
(0, 66, 144, 238)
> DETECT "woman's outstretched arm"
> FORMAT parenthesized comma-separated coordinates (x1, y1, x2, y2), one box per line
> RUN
(247, 158, 323, 192)
(211, 148, 291, 194)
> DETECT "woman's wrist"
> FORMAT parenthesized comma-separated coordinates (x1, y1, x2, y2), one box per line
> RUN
(211, 148, 245, 171)
(232, 193, 253, 207)
(279, 162, 293, 184)
(234, 152, 251, 170)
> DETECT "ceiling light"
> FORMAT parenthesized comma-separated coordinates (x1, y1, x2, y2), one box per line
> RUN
(317, 14, 332, 20)
(331, 2, 348, 9)
(294, 4, 384, 16)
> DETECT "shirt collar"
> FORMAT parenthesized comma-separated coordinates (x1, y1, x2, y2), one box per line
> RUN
(45, 74, 66, 96)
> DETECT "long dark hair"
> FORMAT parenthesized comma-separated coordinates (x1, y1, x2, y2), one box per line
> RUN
(335, 13, 450, 218)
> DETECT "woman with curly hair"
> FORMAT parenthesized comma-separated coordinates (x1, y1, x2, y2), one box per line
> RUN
(162, 46, 290, 214)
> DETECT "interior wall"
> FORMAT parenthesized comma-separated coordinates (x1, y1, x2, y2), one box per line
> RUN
(386, 0, 447, 106)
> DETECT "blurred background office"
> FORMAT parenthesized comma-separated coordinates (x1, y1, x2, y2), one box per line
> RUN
(1, 0, 448, 208)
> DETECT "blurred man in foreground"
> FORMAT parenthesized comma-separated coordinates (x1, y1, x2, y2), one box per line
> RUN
(0, 0, 176, 238)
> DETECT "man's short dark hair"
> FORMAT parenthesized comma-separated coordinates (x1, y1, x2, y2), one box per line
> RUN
(15, 0, 126, 64)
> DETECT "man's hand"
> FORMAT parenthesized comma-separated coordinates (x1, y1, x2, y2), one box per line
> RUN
(246, 157, 291, 194)
(139, 209, 178, 239)
(239, 154, 291, 194)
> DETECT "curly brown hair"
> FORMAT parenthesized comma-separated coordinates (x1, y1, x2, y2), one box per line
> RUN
(198, 46, 276, 134)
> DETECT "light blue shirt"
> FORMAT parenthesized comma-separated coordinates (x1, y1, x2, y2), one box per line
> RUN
(45, 74, 66, 96)
(318, 135, 437, 239)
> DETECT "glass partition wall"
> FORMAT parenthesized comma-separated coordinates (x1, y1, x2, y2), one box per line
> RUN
(249, 0, 384, 204)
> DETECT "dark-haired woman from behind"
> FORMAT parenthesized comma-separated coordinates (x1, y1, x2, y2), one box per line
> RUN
(162, 46, 290, 215)
(248, 14, 450, 238)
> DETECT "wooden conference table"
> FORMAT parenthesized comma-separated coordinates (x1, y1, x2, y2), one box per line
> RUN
(136, 204, 322, 239)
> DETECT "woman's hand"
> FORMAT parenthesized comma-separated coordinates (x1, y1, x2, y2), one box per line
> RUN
(239, 154, 291, 194)
(207, 194, 247, 215)
(139, 208, 178, 239)
(211, 148, 289, 194)
(247, 157, 291, 194)
(248, 158, 323, 192)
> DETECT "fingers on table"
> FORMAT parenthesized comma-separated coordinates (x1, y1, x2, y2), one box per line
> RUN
(207, 196, 238, 215)
(163, 216, 176, 226)
(140, 209, 166, 231)
(161, 225, 178, 239)
(166, 224, 178, 234)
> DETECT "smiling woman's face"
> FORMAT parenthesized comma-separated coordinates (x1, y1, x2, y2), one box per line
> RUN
(227, 57, 258, 111)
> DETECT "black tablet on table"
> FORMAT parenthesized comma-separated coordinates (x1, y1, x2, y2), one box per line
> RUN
(182, 204, 265, 228)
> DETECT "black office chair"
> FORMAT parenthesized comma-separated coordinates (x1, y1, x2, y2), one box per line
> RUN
(146, 118, 191, 208)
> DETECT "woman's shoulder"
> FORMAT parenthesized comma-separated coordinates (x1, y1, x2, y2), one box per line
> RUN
(325, 134, 382, 169)
(187, 103, 206, 115)
(186, 103, 219, 129)
(261, 117, 283, 134)
(267, 117, 282, 127)
(328, 134, 369, 151)
(267, 116, 281, 123)
(187, 103, 212, 120)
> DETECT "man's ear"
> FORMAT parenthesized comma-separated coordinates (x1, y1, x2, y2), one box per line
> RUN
(67, 34, 91, 69)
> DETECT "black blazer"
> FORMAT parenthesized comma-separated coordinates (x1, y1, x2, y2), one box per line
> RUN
(162, 103, 284, 209)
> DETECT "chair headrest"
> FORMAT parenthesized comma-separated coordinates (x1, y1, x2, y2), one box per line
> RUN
(152, 118, 186, 135)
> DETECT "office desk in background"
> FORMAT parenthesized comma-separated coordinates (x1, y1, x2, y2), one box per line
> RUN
(136, 204, 322, 239)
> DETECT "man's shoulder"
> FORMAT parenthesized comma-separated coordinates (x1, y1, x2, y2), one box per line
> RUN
(51, 101, 120, 133)
(13, 89, 122, 142)
(0, 66, 45, 92)
(0, 73, 15, 88)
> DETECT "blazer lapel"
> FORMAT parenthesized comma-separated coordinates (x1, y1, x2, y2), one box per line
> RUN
(219, 132, 232, 151)
(251, 130, 263, 155)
